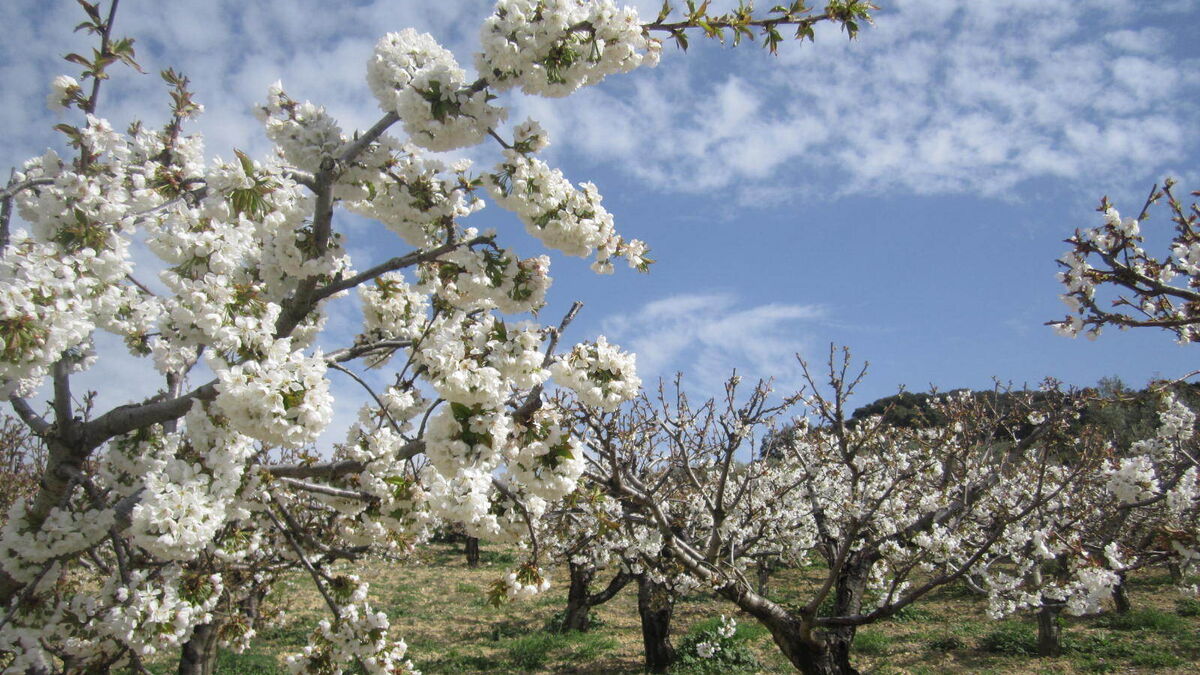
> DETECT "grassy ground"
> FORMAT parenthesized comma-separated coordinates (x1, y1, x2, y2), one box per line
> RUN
(147, 543, 1200, 674)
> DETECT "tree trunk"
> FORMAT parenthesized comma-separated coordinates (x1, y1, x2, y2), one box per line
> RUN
(637, 574, 676, 673)
(722, 555, 870, 674)
(741, 608, 853, 675)
(757, 556, 772, 596)
(813, 556, 869, 675)
(1168, 561, 1183, 584)
(464, 536, 479, 568)
(562, 562, 596, 631)
(1112, 572, 1132, 614)
(1037, 601, 1065, 658)
(178, 622, 220, 675)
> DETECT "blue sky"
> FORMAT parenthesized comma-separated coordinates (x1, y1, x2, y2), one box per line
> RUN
(2, 0, 1198, 432)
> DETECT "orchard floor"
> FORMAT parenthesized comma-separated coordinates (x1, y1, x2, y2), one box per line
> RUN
(146, 542, 1200, 674)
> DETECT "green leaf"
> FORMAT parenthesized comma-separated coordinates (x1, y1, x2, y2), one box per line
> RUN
(657, 0, 672, 22)
(234, 149, 255, 177)
(672, 29, 690, 51)
(75, 0, 101, 22)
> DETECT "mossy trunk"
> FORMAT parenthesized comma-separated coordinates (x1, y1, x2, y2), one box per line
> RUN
(637, 574, 676, 672)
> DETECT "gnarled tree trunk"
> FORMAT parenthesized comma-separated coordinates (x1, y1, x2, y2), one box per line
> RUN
(178, 622, 220, 675)
(559, 563, 632, 632)
(563, 562, 596, 631)
(1037, 600, 1065, 658)
(637, 574, 676, 672)
(716, 554, 873, 675)
(736, 599, 855, 675)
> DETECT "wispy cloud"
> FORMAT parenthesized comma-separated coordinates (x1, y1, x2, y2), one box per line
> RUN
(8, 0, 1191, 203)
(0, 0, 494, 170)
(601, 293, 825, 396)
(526, 0, 1198, 201)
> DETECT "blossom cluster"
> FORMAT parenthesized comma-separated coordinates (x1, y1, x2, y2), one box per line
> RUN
(550, 336, 641, 411)
(368, 29, 505, 152)
(488, 150, 649, 273)
(477, 0, 661, 97)
(284, 577, 418, 675)
(1053, 186, 1200, 344)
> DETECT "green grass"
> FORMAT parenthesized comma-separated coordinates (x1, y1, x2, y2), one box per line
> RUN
(886, 604, 935, 623)
(1175, 596, 1200, 617)
(255, 622, 312, 647)
(506, 633, 559, 670)
(853, 629, 891, 656)
(134, 547, 1200, 674)
(672, 615, 762, 674)
(924, 633, 967, 652)
(1128, 648, 1186, 668)
(214, 649, 285, 674)
(478, 550, 517, 565)
(503, 629, 619, 670)
(1098, 608, 1188, 633)
(978, 620, 1037, 656)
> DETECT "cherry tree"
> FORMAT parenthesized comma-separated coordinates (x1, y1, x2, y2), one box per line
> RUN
(539, 484, 633, 633)
(1052, 180, 1200, 344)
(579, 350, 1117, 675)
(1084, 389, 1200, 612)
(0, 0, 879, 671)
(1052, 183, 1200, 598)
(539, 450, 705, 671)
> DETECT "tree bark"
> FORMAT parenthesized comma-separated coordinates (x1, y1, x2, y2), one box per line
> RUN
(1037, 601, 1065, 658)
(1112, 572, 1132, 614)
(563, 562, 596, 631)
(464, 536, 480, 568)
(178, 622, 220, 675)
(735, 602, 852, 675)
(1168, 561, 1184, 584)
(735, 553, 868, 674)
(637, 574, 677, 673)
(817, 556, 868, 675)
(757, 556, 773, 596)
(558, 564, 632, 633)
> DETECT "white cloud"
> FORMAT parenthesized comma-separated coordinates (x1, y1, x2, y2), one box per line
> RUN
(5, 0, 1195, 205)
(0, 0, 493, 172)
(500, 0, 1199, 201)
(601, 293, 825, 396)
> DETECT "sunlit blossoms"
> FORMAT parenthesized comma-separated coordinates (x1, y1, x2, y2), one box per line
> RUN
(367, 29, 505, 152)
(478, 0, 661, 97)
(1053, 183, 1200, 343)
(213, 339, 333, 448)
(550, 336, 641, 410)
